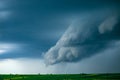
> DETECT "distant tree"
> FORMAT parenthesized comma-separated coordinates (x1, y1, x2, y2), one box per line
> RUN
(0, 75, 3, 80)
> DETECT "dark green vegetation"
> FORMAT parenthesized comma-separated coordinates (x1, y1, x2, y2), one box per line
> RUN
(0, 73, 120, 80)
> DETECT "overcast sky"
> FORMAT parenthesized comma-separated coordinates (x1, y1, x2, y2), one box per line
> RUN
(0, 0, 120, 74)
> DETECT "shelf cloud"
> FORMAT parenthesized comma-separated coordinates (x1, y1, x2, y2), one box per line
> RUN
(44, 11, 120, 65)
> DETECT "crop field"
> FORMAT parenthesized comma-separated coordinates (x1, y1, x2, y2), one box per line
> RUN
(0, 73, 120, 80)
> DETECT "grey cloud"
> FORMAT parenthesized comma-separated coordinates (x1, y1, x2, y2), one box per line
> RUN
(44, 11, 120, 65)
(98, 15, 118, 34)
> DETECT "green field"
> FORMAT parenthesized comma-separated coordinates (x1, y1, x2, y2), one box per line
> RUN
(0, 73, 120, 80)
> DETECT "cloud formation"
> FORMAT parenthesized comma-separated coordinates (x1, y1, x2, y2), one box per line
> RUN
(44, 12, 120, 65)
(0, 43, 19, 54)
(99, 15, 118, 34)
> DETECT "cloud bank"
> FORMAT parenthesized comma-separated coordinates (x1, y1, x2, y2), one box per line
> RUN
(44, 11, 120, 65)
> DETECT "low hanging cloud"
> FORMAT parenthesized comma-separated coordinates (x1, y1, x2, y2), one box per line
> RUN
(44, 12, 120, 65)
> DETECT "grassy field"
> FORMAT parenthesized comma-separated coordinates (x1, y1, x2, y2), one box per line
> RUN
(0, 73, 120, 80)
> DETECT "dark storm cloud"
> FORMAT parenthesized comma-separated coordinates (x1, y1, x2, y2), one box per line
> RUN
(0, 0, 120, 59)
(44, 10, 120, 65)
(0, 0, 72, 59)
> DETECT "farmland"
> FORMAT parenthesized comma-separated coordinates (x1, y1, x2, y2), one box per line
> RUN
(0, 73, 120, 80)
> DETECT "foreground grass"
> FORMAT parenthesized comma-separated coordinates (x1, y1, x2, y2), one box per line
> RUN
(0, 73, 120, 80)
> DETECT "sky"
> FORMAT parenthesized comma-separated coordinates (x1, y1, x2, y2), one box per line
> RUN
(0, 0, 120, 74)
